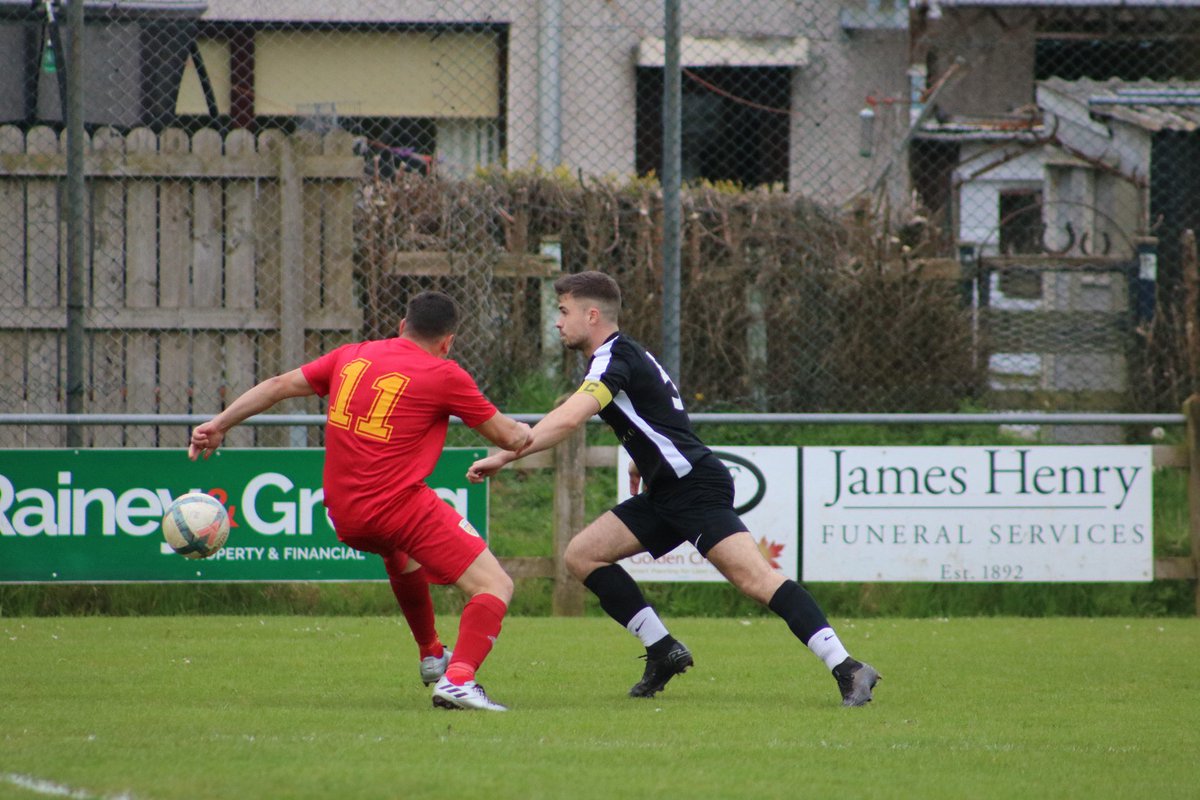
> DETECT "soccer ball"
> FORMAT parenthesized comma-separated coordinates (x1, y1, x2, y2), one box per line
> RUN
(162, 492, 230, 559)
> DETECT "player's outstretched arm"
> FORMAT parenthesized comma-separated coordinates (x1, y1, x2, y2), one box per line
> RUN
(521, 392, 600, 455)
(473, 413, 532, 453)
(466, 414, 532, 482)
(189, 368, 314, 460)
(466, 393, 599, 483)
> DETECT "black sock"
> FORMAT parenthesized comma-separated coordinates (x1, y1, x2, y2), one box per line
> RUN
(768, 580, 831, 644)
(583, 564, 652, 627)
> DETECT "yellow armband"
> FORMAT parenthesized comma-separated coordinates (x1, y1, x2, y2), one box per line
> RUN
(576, 379, 613, 409)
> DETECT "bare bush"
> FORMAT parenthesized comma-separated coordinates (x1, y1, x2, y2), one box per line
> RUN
(355, 170, 981, 411)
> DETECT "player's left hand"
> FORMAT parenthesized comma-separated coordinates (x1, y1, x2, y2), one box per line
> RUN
(628, 460, 642, 495)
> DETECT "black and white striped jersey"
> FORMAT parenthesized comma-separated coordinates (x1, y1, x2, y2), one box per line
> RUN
(576, 332, 712, 488)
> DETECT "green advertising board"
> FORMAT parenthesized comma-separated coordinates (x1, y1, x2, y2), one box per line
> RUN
(0, 448, 487, 583)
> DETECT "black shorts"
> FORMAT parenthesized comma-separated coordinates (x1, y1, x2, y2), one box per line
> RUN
(612, 455, 748, 558)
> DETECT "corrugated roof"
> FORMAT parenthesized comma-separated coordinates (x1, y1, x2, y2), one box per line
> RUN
(920, 78, 1200, 139)
(1042, 77, 1200, 132)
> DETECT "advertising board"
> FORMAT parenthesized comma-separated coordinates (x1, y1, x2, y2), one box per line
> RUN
(0, 448, 486, 582)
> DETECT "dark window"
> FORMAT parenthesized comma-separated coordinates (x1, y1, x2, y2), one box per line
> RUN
(636, 66, 790, 188)
(1035, 38, 1200, 81)
(999, 190, 1043, 256)
(1150, 131, 1200, 296)
(910, 139, 960, 250)
(997, 190, 1044, 300)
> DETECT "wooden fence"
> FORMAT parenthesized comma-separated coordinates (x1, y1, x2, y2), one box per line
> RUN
(0, 126, 364, 448)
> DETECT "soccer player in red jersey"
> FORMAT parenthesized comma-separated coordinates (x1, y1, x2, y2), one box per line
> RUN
(189, 291, 529, 711)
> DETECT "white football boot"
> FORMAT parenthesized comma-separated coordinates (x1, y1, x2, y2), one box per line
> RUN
(419, 648, 452, 687)
(431, 676, 509, 712)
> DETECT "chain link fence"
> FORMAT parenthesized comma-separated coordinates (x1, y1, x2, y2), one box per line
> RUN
(3, 0, 1200, 447)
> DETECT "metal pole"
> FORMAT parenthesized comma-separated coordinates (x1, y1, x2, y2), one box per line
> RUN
(64, 0, 86, 446)
(661, 0, 682, 382)
(278, 138, 306, 448)
(538, 0, 563, 167)
(0, 411, 1189, 428)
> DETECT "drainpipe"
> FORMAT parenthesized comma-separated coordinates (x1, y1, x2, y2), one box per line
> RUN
(538, 0, 562, 167)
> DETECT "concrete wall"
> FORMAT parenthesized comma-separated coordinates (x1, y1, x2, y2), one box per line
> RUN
(922, 8, 1036, 118)
(0, 0, 914, 205)
(196, 0, 910, 204)
(792, 23, 909, 202)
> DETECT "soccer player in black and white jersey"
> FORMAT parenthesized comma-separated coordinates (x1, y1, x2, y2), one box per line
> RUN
(468, 271, 880, 706)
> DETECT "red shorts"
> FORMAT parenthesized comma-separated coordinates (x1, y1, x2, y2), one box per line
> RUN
(335, 486, 486, 585)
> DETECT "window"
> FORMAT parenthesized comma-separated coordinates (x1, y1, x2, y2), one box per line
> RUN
(176, 24, 506, 175)
(636, 66, 791, 188)
(999, 190, 1043, 256)
(910, 139, 960, 242)
(997, 190, 1043, 300)
(1036, 36, 1200, 81)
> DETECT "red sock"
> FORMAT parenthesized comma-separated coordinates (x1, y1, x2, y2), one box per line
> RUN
(386, 564, 442, 659)
(444, 593, 507, 685)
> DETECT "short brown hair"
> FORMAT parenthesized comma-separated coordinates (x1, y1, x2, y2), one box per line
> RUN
(554, 270, 621, 321)
(405, 291, 459, 339)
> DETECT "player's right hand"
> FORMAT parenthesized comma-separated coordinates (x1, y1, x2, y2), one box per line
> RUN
(188, 421, 225, 461)
(467, 452, 512, 483)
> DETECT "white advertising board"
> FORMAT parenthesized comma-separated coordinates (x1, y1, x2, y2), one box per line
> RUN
(617, 447, 799, 582)
(802, 446, 1153, 582)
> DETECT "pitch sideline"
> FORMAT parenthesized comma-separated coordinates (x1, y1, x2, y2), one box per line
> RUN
(2, 772, 134, 800)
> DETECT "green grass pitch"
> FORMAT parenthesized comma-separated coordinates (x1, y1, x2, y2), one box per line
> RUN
(2, 615, 1198, 799)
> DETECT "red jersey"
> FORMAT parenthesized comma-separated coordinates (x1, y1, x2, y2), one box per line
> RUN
(300, 337, 497, 533)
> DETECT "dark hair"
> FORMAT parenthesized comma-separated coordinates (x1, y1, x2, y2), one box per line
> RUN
(405, 291, 460, 339)
(553, 270, 621, 320)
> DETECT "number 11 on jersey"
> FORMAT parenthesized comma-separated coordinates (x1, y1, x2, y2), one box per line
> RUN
(327, 357, 411, 442)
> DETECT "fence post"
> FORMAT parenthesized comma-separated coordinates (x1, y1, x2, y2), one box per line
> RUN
(552, 423, 586, 615)
(1186, 395, 1200, 616)
(278, 135, 306, 447)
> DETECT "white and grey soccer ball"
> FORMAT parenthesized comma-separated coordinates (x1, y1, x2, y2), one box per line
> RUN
(162, 492, 230, 559)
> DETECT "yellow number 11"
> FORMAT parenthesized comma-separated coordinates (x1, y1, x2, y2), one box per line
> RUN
(327, 357, 411, 442)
